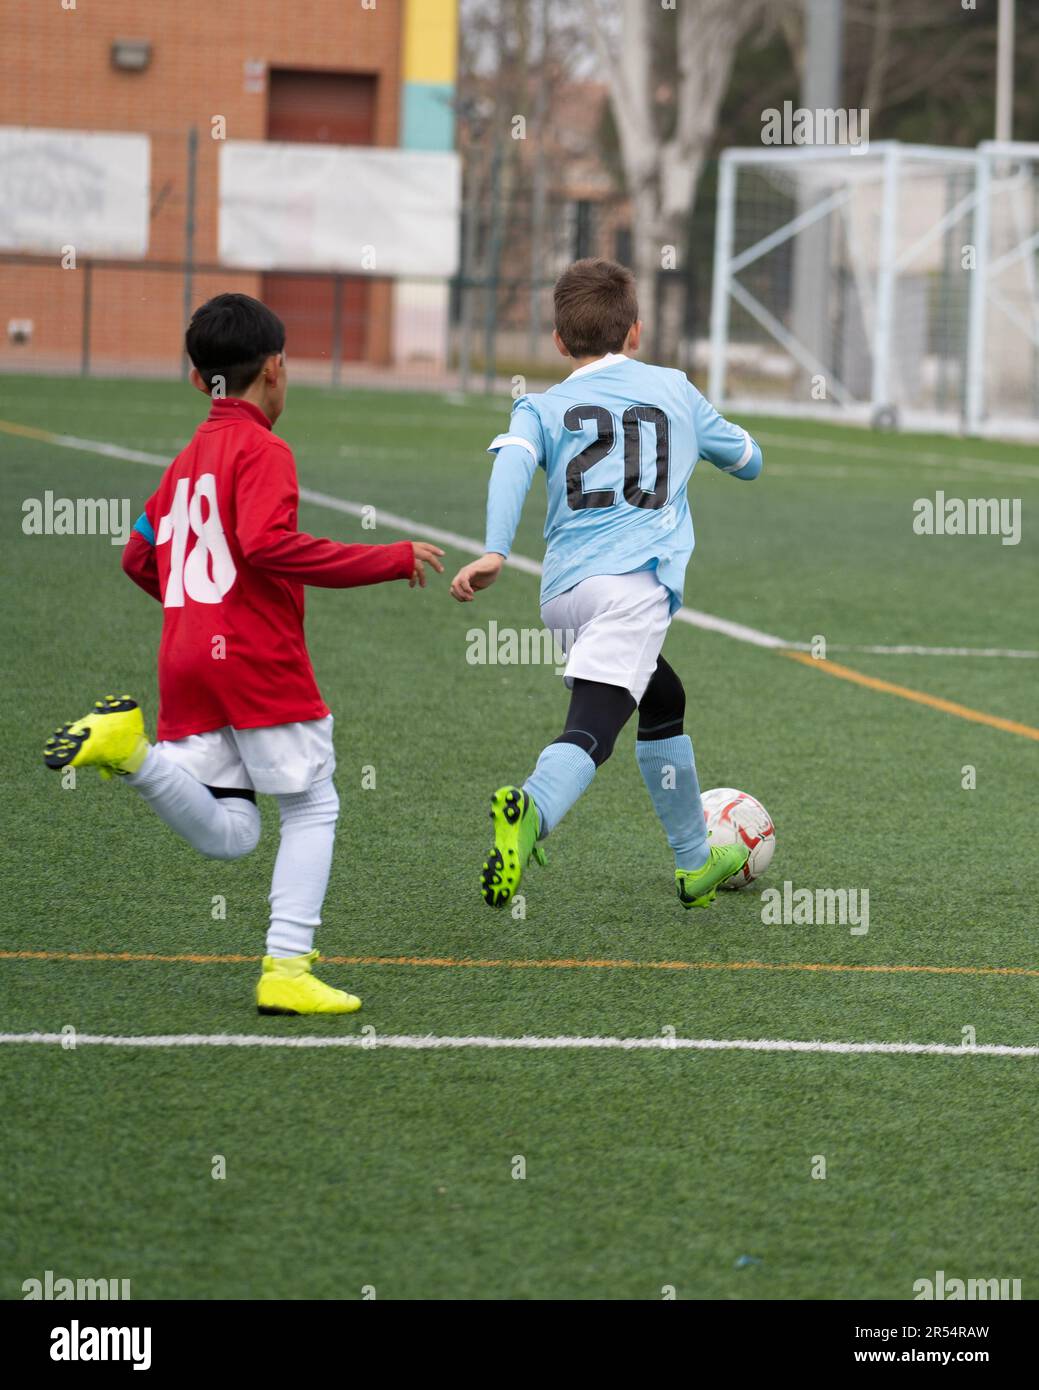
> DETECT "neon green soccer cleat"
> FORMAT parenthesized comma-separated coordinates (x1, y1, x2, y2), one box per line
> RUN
(481, 785, 546, 908)
(42, 694, 148, 779)
(256, 951, 361, 1015)
(675, 841, 750, 909)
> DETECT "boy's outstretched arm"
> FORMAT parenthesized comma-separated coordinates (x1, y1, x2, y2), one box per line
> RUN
(237, 441, 443, 589)
(451, 440, 537, 602)
(693, 388, 763, 481)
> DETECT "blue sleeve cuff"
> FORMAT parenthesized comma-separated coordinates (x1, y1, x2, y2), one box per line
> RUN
(729, 442, 763, 480)
(132, 512, 155, 544)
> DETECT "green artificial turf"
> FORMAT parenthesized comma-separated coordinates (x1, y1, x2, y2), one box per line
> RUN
(0, 374, 1036, 1299)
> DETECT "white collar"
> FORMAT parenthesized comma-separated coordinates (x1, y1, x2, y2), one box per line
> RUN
(564, 352, 629, 381)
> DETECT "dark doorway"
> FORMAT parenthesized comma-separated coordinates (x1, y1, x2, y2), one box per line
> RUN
(262, 70, 377, 363)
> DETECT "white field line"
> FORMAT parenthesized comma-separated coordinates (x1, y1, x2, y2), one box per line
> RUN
(322, 420, 1039, 478)
(1, 1032, 1037, 1056)
(38, 432, 170, 468)
(8, 427, 1037, 661)
(4, 397, 1038, 478)
(333, 436, 1038, 483)
(809, 643, 1038, 659)
(764, 464, 892, 479)
(307, 419, 1039, 481)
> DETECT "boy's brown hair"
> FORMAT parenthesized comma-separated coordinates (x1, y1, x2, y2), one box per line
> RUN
(553, 258, 639, 359)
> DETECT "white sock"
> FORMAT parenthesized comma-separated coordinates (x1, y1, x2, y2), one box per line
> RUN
(127, 748, 260, 859)
(266, 778, 340, 958)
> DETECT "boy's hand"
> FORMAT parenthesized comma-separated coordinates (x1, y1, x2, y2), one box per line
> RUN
(450, 552, 504, 602)
(409, 542, 446, 588)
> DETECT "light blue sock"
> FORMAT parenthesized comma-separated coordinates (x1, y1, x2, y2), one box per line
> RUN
(635, 734, 709, 869)
(523, 742, 596, 838)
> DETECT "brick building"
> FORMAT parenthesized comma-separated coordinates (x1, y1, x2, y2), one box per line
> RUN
(0, 0, 458, 375)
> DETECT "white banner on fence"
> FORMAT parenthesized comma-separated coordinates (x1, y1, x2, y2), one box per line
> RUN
(0, 127, 150, 257)
(218, 141, 461, 277)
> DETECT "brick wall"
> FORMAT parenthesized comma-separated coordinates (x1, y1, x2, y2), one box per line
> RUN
(0, 0, 403, 372)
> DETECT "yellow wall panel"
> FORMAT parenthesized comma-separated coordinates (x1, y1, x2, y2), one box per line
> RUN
(402, 0, 458, 86)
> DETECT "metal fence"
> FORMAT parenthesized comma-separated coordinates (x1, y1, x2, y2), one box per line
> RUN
(0, 253, 554, 389)
(0, 261, 718, 394)
(0, 121, 720, 393)
(0, 253, 406, 384)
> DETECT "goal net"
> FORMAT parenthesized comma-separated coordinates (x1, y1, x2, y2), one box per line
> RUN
(709, 141, 1039, 441)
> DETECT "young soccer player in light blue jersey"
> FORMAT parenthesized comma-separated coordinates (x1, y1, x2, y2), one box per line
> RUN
(451, 258, 763, 910)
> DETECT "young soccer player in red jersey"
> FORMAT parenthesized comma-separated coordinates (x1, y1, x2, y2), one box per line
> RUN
(43, 293, 444, 1015)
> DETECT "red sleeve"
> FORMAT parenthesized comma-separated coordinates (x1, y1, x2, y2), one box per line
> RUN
(235, 438, 415, 588)
(122, 529, 162, 601)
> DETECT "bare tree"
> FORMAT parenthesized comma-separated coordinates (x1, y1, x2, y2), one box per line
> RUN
(584, 0, 784, 362)
(840, 0, 1036, 144)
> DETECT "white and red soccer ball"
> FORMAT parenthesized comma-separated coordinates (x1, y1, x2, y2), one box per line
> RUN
(702, 787, 775, 889)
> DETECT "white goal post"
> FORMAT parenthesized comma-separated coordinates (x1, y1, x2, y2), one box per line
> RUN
(709, 140, 1039, 442)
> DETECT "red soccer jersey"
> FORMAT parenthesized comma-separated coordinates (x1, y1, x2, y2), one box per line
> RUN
(122, 397, 414, 741)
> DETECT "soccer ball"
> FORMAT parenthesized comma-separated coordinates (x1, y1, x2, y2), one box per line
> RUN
(701, 787, 775, 889)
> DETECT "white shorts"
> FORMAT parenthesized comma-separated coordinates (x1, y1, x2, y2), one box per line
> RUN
(155, 715, 335, 796)
(540, 570, 672, 702)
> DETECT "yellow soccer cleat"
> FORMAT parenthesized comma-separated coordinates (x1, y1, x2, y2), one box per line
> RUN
(256, 950, 362, 1016)
(43, 695, 148, 779)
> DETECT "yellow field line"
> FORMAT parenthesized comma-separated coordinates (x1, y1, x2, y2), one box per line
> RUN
(1, 950, 1036, 978)
(781, 651, 1039, 741)
(0, 418, 58, 443)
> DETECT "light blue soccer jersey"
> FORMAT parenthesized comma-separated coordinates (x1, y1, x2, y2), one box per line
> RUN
(484, 354, 762, 613)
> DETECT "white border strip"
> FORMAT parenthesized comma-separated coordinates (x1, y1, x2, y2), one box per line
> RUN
(810, 643, 1038, 659)
(8, 426, 1036, 659)
(1, 1032, 1036, 1056)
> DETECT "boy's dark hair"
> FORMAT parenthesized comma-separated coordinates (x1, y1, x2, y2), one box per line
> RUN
(185, 293, 286, 394)
(553, 258, 639, 359)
